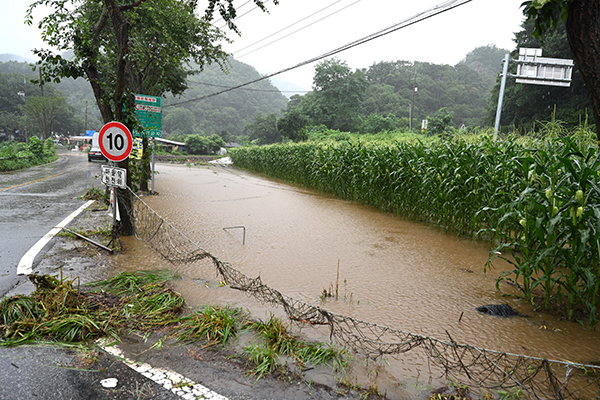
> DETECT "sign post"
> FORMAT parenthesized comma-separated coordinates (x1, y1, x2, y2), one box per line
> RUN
(494, 49, 574, 136)
(98, 121, 133, 248)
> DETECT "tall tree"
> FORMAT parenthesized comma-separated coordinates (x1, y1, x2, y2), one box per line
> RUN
(310, 58, 368, 132)
(22, 95, 68, 139)
(244, 113, 281, 145)
(522, 0, 600, 140)
(26, 0, 278, 234)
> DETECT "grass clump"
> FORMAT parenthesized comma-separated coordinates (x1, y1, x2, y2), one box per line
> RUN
(245, 314, 349, 380)
(85, 270, 180, 295)
(0, 269, 183, 347)
(170, 308, 349, 382)
(82, 187, 107, 202)
(173, 305, 247, 347)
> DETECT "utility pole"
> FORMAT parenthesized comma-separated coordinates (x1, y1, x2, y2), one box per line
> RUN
(39, 68, 44, 97)
(493, 54, 510, 136)
(411, 64, 417, 131)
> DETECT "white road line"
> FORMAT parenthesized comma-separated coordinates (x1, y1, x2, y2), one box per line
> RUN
(16, 200, 95, 275)
(100, 344, 228, 400)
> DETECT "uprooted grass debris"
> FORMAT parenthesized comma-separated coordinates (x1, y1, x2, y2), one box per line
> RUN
(0, 270, 184, 347)
(0, 269, 350, 384)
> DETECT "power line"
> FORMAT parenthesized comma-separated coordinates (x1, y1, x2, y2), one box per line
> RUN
(189, 80, 309, 93)
(166, 0, 473, 108)
(233, 0, 350, 57)
(236, 0, 364, 59)
(213, 0, 253, 25)
(218, 0, 271, 30)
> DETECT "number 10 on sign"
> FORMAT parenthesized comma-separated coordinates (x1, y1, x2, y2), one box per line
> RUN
(98, 121, 133, 162)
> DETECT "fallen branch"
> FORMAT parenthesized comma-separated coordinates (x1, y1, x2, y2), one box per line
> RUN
(62, 227, 114, 253)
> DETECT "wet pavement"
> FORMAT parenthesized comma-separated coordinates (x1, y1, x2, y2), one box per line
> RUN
(0, 150, 104, 297)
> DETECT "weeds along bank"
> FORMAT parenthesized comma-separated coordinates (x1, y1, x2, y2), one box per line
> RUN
(0, 138, 58, 172)
(229, 130, 600, 327)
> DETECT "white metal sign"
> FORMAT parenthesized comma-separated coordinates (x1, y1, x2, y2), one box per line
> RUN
(101, 165, 127, 188)
(515, 48, 574, 87)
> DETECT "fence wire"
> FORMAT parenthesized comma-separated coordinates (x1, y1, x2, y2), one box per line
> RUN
(127, 189, 600, 399)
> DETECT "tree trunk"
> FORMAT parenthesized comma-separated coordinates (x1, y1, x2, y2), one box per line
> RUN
(105, 0, 135, 235)
(566, 0, 600, 141)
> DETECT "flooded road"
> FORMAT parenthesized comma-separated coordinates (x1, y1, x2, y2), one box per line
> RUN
(113, 163, 600, 396)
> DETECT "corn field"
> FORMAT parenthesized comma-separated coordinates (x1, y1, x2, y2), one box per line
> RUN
(229, 132, 600, 327)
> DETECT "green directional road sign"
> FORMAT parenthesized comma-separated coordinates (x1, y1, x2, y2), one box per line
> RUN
(134, 94, 162, 137)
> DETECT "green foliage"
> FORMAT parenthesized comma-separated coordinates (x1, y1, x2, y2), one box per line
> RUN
(0, 61, 89, 136)
(277, 108, 309, 142)
(309, 58, 368, 132)
(244, 113, 281, 145)
(521, 0, 569, 38)
(22, 95, 68, 139)
(243, 343, 280, 380)
(27, 136, 44, 158)
(364, 55, 501, 130)
(484, 135, 600, 326)
(85, 270, 180, 295)
(359, 113, 397, 134)
(425, 107, 454, 138)
(245, 314, 348, 380)
(185, 134, 225, 155)
(230, 127, 600, 327)
(0, 138, 58, 172)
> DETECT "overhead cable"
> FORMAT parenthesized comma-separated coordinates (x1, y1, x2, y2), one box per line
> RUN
(166, 0, 473, 108)
(192, 80, 309, 93)
(233, 0, 357, 58)
(218, 0, 271, 30)
(213, 0, 253, 25)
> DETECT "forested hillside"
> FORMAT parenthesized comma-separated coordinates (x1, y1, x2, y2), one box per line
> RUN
(6, 32, 583, 144)
(362, 44, 507, 129)
(0, 61, 87, 140)
(0, 57, 288, 141)
(162, 57, 289, 138)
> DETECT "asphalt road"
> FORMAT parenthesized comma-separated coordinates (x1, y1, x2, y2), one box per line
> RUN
(0, 149, 104, 297)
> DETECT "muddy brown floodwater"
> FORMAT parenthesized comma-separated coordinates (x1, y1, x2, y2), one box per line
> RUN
(111, 163, 600, 398)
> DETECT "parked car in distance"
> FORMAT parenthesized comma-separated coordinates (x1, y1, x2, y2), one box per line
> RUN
(88, 132, 107, 162)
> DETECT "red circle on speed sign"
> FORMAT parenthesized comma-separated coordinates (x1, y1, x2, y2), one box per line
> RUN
(98, 121, 133, 162)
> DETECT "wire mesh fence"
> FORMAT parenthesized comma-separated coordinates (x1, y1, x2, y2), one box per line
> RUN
(127, 188, 600, 399)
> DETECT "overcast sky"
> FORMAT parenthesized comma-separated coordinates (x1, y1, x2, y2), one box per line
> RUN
(2, 0, 526, 90)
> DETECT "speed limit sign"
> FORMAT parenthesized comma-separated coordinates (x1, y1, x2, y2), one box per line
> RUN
(98, 121, 133, 162)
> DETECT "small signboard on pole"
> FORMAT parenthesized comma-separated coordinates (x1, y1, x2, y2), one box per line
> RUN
(494, 48, 574, 135)
(101, 165, 127, 188)
(515, 48, 574, 87)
